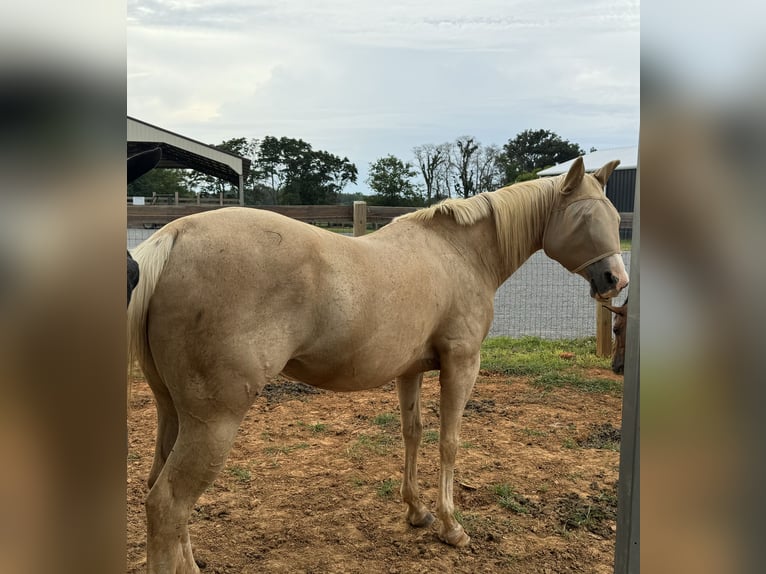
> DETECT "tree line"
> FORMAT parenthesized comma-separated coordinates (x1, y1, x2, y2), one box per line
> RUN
(127, 129, 587, 207)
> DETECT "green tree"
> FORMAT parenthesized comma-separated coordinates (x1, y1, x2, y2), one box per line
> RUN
(500, 129, 584, 183)
(127, 168, 190, 198)
(366, 155, 423, 206)
(252, 136, 357, 205)
(184, 137, 260, 202)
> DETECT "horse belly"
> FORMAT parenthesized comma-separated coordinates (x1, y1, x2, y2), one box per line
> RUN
(280, 352, 436, 392)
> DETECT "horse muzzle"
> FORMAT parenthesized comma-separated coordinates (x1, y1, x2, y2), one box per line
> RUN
(581, 254, 629, 300)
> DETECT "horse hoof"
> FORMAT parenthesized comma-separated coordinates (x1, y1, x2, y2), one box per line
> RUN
(439, 526, 471, 548)
(408, 511, 435, 528)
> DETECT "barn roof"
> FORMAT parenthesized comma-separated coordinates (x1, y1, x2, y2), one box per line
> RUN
(127, 116, 250, 186)
(537, 146, 637, 176)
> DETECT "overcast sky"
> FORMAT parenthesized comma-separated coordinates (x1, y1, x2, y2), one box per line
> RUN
(127, 0, 639, 194)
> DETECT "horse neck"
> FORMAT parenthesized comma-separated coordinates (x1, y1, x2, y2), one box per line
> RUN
(481, 181, 556, 286)
(431, 214, 536, 290)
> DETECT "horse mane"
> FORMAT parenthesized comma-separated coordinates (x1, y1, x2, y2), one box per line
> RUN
(400, 176, 560, 270)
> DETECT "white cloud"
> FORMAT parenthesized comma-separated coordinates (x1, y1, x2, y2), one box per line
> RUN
(128, 0, 639, 191)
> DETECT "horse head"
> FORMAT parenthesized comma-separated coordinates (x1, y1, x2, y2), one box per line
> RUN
(543, 157, 629, 300)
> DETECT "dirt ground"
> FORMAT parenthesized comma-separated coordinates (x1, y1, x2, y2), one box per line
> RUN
(127, 369, 623, 574)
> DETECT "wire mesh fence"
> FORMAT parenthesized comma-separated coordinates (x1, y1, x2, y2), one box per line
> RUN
(489, 250, 631, 339)
(128, 228, 154, 249)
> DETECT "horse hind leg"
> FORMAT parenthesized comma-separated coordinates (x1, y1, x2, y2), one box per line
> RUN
(147, 383, 178, 489)
(145, 403, 246, 574)
(396, 373, 435, 528)
(144, 358, 264, 574)
(140, 356, 179, 490)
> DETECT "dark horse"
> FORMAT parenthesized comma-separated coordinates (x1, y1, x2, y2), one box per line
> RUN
(603, 297, 628, 373)
(127, 147, 162, 306)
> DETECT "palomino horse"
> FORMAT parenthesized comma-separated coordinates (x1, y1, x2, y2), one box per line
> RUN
(128, 157, 628, 573)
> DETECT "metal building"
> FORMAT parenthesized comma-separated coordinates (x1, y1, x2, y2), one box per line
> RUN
(537, 145, 637, 212)
(538, 146, 637, 239)
(127, 116, 250, 204)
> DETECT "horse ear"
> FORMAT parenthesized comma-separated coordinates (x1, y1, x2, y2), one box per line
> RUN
(561, 156, 585, 194)
(128, 147, 162, 184)
(593, 159, 621, 187)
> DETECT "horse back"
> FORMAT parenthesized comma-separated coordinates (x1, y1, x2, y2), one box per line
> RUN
(147, 208, 495, 388)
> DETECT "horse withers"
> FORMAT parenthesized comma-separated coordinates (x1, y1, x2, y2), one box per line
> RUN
(127, 156, 627, 573)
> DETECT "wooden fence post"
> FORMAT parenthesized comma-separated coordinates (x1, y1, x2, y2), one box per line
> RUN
(353, 201, 367, 237)
(174, 191, 179, 206)
(596, 301, 613, 357)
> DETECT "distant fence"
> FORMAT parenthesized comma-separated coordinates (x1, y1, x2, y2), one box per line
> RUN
(128, 202, 632, 344)
(127, 202, 416, 229)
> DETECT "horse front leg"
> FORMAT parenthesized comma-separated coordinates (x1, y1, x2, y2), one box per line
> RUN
(436, 352, 480, 547)
(396, 373, 435, 528)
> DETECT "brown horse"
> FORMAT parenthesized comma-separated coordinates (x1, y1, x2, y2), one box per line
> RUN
(604, 297, 629, 374)
(127, 157, 628, 573)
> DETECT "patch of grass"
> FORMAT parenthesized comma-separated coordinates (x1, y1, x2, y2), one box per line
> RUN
(532, 371, 621, 394)
(423, 430, 439, 444)
(350, 476, 366, 487)
(577, 423, 621, 450)
(263, 442, 310, 456)
(492, 484, 535, 515)
(372, 412, 399, 429)
(127, 452, 140, 462)
(554, 491, 617, 537)
(347, 433, 395, 459)
(562, 437, 577, 449)
(227, 465, 251, 483)
(376, 478, 399, 498)
(480, 336, 611, 377)
(521, 428, 548, 438)
(297, 421, 328, 434)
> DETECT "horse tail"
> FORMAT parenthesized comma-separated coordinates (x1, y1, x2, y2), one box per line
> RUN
(127, 229, 177, 383)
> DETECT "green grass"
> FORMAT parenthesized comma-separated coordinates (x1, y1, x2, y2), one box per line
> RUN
(372, 412, 399, 429)
(492, 484, 533, 514)
(481, 336, 609, 376)
(532, 371, 621, 394)
(480, 336, 619, 394)
(555, 491, 617, 536)
(227, 465, 252, 483)
(297, 421, 328, 434)
(423, 430, 439, 444)
(376, 478, 399, 498)
(347, 433, 395, 459)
